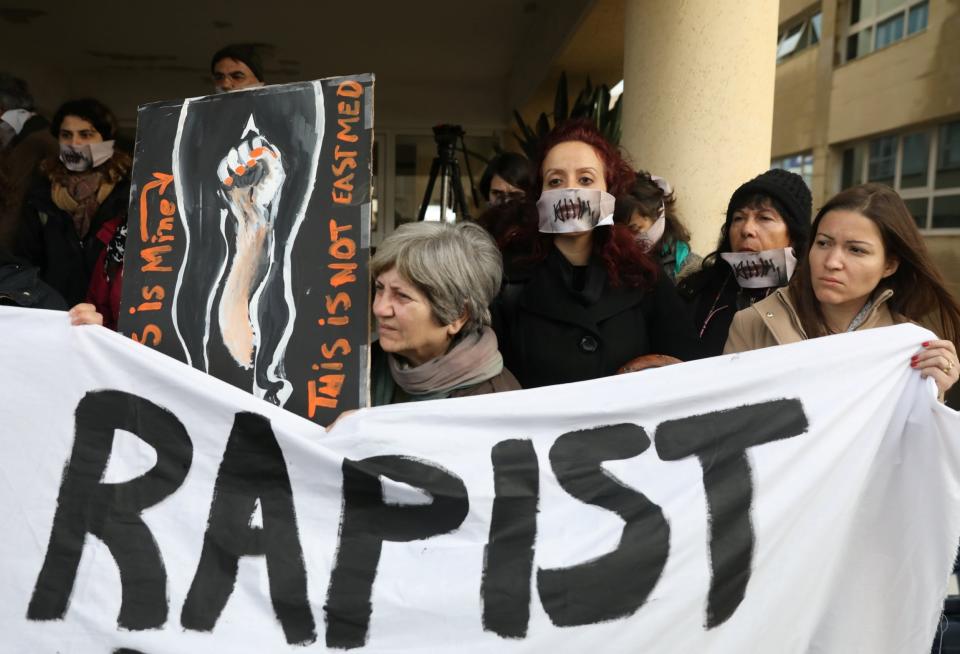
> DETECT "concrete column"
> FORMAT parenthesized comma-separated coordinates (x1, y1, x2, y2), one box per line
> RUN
(621, 0, 779, 256)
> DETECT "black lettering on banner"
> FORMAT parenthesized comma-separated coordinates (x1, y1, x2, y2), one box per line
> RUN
(325, 456, 469, 649)
(537, 423, 669, 626)
(180, 412, 315, 646)
(27, 390, 192, 630)
(481, 439, 539, 638)
(655, 398, 809, 628)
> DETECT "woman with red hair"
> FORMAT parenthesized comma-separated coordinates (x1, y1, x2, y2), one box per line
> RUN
(491, 120, 703, 389)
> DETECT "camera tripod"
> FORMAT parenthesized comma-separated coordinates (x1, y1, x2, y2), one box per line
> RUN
(417, 124, 478, 222)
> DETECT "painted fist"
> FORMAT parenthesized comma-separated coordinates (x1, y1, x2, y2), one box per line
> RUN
(217, 133, 286, 220)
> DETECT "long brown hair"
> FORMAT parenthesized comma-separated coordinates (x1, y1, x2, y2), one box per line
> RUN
(790, 183, 960, 345)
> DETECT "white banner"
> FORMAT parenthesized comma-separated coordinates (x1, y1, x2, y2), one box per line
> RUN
(1, 306, 959, 653)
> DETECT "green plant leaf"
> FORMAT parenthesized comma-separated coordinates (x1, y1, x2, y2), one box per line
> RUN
(511, 73, 626, 155)
(554, 72, 569, 122)
(513, 109, 533, 139)
(571, 87, 592, 119)
(514, 111, 539, 151)
(512, 110, 540, 159)
(607, 98, 623, 145)
(596, 86, 611, 125)
(536, 112, 551, 139)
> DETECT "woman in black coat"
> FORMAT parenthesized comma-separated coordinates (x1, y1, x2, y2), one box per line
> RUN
(491, 120, 703, 389)
(16, 98, 130, 319)
(677, 168, 813, 356)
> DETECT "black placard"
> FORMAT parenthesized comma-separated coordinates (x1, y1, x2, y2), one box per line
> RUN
(118, 75, 374, 425)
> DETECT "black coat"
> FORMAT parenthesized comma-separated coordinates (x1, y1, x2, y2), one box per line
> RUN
(0, 250, 66, 310)
(678, 265, 781, 357)
(493, 248, 704, 389)
(16, 173, 130, 307)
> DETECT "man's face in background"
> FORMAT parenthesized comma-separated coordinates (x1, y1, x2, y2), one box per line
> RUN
(213, 58, 262, 93)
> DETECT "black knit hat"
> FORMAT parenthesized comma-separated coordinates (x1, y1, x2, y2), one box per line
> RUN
(210, 44, 265, 83)
(726, 168, 813, 249)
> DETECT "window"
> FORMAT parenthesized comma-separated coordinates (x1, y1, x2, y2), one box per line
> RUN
(839, 119, 960, 230)
(771, 152, 814, 189)
(932, 196, 960, 229)
(867, 136, 896, 186)
(811, 13, 823, 43)
(776, 11, 823, 63)
(875, 13, 904, 49)
(900, 132, 929, 188)
(903, 198, 928, 229)
(847, 28, 873, 60)
(908, 1, 928, 33)
(777, 24, 805, 60)
(937, 121, 960, 188)
(844, 0, 928, 62)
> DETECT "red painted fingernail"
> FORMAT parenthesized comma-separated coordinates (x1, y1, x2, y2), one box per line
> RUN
(922, 341, 930, 347)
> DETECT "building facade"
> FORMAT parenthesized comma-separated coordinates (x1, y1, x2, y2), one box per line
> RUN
(773, 0, 960, 289)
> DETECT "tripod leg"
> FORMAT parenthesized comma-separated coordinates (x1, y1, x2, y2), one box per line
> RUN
(417, 158, 442, 221)
(449, 160, 470, 221)
(459, 134, 482, 210)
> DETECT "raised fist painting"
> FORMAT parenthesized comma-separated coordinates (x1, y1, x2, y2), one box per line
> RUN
(216, 122, 285, 369)
(168, 83, 325, 406)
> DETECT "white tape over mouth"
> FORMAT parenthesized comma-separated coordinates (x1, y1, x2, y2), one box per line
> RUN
(537, 188, 616, 234)
(720, 247, 798, 288)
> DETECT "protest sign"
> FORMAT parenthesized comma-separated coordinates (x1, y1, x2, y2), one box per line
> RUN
(119, 75, 373, 426)
(1, 307, 958, 652)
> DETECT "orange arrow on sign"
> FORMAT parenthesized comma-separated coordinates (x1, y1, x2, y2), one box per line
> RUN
(139, 172, 175, 242)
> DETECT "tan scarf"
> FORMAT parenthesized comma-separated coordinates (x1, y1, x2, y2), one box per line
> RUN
(50, 171, 114, 239)
(387, 327, 504, 399)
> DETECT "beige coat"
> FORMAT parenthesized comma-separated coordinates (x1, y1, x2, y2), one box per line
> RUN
(723, 287, 900, 354)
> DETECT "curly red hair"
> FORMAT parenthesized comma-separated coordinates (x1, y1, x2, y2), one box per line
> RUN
(503, 119, 658, 288)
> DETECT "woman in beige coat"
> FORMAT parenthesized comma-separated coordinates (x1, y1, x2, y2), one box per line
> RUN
(725, 183, 960, 397)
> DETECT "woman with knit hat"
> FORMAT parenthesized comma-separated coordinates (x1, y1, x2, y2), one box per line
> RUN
(678, 168, 813, 356)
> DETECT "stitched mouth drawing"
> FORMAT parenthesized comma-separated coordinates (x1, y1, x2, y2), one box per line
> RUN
(61, 149, 87, 165)
(732, 257, 782, 281)
(552, 197, 598, 223)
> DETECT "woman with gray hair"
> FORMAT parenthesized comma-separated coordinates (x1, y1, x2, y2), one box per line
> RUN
(370, 220, 520, 405)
